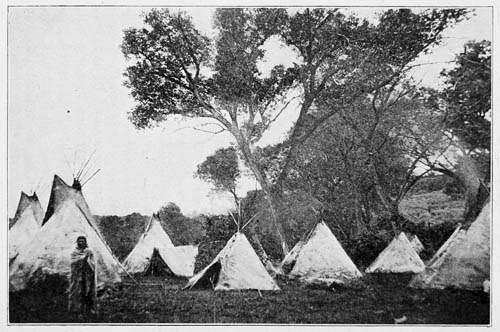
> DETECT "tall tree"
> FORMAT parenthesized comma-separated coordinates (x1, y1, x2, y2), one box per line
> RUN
(420, 40, 491, 222)
(195, 146, 241, 206)
(442, 40, 491, 152)
(122, 8, 467, 256)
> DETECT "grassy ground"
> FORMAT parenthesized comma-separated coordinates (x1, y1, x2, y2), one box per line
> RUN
(400, 190, 464, 226)
(9, 274, 489, 324)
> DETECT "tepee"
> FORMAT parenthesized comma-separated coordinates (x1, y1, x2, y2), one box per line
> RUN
(410, 202, 490, 290)
(9, 205, 40, 262)
(408, 234, 425, 255)
(183, 232, 280, 291)
(11, 191, 44, 228)
(288, 221, 362, 284)
(122, 215, 198, 277)
(366, 232, 425, 274)
(9, 174, 123, 291)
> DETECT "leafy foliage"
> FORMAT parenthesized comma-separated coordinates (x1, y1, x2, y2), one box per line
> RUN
(122, 8, 469, 253)
(193, 214, 235, 273)
(157, 202, 206, 245)
(195, 146, 240, 203)
(441, 40, 491, 151)
(95, 213, 149, 261)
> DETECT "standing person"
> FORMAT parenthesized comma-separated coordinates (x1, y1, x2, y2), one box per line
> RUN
(68, 236, 97, 320)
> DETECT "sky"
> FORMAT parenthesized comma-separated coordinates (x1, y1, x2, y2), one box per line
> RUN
(7, 7, 492, 217)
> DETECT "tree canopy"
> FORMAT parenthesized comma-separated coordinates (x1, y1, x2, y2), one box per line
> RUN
(195, 146, 241, 204)
(122, 8, 469, 255)
(441, 40, 491, 152)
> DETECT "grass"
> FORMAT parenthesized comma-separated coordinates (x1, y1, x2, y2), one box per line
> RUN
(400, 190, 464, 226)
(9, 274, 489, 324)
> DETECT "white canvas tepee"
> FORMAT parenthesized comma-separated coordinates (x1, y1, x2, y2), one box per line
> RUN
(366, 232, 425, 274)
(9, 175, 123, 291)
(289, 221, 362, 284)
(184, 232, 279, 291)
(122, 216, 198, 277)
(9, 206, 40, 262)
(11, 191, 44, 228)
(410, 202, 490, 290)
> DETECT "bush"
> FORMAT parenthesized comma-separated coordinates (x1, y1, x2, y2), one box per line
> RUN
(343, 230, 392, 268)
(95, 213, 149, 261)
(193, 215, 234, 273)
(410, 174, 463, 196)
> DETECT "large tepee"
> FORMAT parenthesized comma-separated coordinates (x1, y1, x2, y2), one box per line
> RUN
(184, 232, 279, 291)
(11, 191, 44, 228)
(122, 215, 198, 277)
(9, 175, 123, 291)
(410, 202, 490, 290)
(288, 221, 362, 284)
(366, 232, 425, 274)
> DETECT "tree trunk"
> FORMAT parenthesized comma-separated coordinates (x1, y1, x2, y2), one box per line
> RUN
(463, 180, 489, 224)
(232, 130, 289, 257)
(431, 164, 489, 224)
(373, 183, 401, 236)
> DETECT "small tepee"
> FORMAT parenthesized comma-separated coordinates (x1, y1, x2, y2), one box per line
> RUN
(183, 232, 280, 291)
(410, 202, 490, 290)
(366, 232, 425, 274)
(288, 221, 362, 284)
(9, 174, 123, 291)
(122, 215, 198, 277)
(11, 191, 44, 228)
(408, 234, 425, 255)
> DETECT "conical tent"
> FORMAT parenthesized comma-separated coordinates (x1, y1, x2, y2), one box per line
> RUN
(9, 200, 122, 291)
(289, 221, 362, 284)
(184, 232, 279, 291)
(366, 232, 425, 274)
(122, 216, 198, 277)
(11, 191, 44, 228)
(9, 174, 123, 291)
(408, 234, 425, 254)
(9, 206, 40, 262)
(410, 202, 490, 290)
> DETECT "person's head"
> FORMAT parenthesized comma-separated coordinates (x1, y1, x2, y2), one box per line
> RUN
(76, 236, 87, 249)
